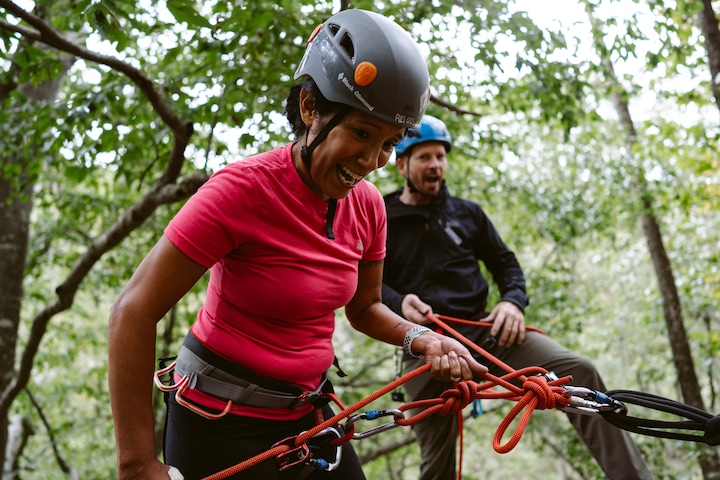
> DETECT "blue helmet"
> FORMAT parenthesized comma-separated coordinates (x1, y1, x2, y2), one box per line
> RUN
(394, 115, 452, 156)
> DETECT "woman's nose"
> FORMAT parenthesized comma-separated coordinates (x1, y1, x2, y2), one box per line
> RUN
(358, 147, 382, 170)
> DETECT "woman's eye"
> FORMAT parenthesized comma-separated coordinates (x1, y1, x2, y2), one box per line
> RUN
(354, 129, 370, 139)
(382, 141, 398, 152)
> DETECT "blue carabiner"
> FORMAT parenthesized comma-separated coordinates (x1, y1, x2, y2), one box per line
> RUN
(562, 386, 627, 416)
(345, 409, 405, 439)
(302, 426, 343, 472)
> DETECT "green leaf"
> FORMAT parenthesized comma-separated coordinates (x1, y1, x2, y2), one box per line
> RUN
(167, 0, 211, 28)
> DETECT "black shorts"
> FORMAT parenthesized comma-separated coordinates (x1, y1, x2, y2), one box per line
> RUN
(163, 394, 366, 480)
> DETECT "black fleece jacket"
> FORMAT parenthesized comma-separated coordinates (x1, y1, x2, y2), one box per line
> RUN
(381, 184, 528, 323)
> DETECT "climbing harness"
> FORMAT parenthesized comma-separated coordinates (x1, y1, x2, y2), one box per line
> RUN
(154, 314, 720, 480)
(154, 332, 333, 419)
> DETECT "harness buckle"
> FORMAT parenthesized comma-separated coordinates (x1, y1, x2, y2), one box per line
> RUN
(289, 391, 321, 410)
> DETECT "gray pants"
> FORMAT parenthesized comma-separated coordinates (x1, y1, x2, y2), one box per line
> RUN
(403, 329, 653, 480)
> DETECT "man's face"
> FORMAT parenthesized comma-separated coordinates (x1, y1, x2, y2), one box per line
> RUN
(398, 141, 448, 199)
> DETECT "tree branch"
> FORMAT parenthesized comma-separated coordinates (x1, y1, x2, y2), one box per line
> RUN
(430, 94, 484, 118)
(0, 0, 210, 413)
(24, 388, 76, 478)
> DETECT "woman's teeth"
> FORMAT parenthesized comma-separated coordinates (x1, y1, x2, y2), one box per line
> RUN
(338, 165, 362, 187)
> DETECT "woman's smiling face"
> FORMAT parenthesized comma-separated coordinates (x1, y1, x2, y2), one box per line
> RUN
(295, 89, 405, 201)
(309, 110, 405, 200)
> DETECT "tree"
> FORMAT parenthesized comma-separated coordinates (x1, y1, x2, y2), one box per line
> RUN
(1, 0, 719, 478)
(584, 0, 720, 473)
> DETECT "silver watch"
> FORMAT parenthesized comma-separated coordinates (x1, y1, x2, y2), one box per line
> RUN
(403, 325, 432, 358)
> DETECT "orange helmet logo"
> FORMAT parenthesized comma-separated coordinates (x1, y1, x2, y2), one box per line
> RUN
(354, 62, 378, 87)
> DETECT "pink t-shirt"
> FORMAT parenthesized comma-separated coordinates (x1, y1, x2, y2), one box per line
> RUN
(164, 143, 386, 419)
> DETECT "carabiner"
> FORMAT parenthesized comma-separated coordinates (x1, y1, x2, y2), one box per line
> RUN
(345, 409, 404, 439)
(303, 426, 343, 472)
(562, 386, 627, 416)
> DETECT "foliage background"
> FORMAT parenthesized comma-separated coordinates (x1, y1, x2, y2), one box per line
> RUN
(1, 0, 719, 478)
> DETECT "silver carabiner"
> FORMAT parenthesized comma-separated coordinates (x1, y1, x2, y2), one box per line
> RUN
(562, 386, 627, 416)
(302, 426, 343, 472)
(345, 409, 405, 439)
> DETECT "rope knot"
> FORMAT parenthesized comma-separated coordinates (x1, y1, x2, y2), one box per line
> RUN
(522, 376, 562, 410)
(437, 381, 474, 415)
(704, 415, 720, 446)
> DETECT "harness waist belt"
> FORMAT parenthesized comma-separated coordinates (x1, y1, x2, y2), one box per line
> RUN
(174, 334, 327, 410)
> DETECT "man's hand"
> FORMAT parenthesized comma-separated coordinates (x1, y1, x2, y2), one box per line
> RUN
(400, 294, 434, 325)
(485, 301, 525, 347)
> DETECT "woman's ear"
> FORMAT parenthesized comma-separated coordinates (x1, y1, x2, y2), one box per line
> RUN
(299, 88, 316, 129)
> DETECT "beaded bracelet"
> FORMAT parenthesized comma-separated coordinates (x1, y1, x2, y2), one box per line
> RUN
(403, 325, 432, 358)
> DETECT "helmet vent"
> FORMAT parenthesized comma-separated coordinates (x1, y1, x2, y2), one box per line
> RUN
(338, 33, 355, 60)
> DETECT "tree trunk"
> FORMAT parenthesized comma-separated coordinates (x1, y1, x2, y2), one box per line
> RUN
(698, 0, 720, 113)
(586, 4, 720, 477)
(0, 44, 74, 472)
(0, 157, 32, 475)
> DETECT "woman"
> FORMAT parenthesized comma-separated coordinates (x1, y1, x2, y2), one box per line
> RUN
(108, 9, 487, 480)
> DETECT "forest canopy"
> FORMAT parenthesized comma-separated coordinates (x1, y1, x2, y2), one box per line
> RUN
(0, 0, 719, 478)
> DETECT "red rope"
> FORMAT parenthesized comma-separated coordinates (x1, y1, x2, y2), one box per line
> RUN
(202, 364, 431, 480)
(425, 313, 572, 452)
(199, 313, 572, 479)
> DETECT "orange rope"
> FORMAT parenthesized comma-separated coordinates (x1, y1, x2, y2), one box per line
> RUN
(199, 313, 573, 479)
(425, 313, 572, 452)
(202, 363, 431, 480)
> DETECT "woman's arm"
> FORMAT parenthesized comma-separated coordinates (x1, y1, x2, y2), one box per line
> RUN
(108, 235, 207, 479)
(345, 260, 487, 382)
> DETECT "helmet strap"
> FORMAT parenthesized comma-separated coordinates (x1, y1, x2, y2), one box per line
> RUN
(405, 157, 422, 194)
(299, 106, 350, 240)
(300, 106, 350, 166)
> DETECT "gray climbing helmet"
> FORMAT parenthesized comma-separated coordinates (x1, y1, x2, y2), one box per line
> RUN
(294, 9, 430, 128)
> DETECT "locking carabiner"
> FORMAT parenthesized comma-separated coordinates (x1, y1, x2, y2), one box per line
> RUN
(303, 426, 344, 472)
(345, 409, 405, 439)
(562, 386, 627, 416)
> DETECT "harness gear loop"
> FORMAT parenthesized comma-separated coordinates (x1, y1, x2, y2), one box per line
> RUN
(153, 360, 234, 419)
(153, 360, 183, 392)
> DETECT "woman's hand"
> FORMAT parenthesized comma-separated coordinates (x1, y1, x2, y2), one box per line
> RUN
(118, 458, 181, 480)
(413, 333, 488, 382)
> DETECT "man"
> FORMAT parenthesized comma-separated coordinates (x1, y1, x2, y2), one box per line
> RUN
(381, 115, 653, 480)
